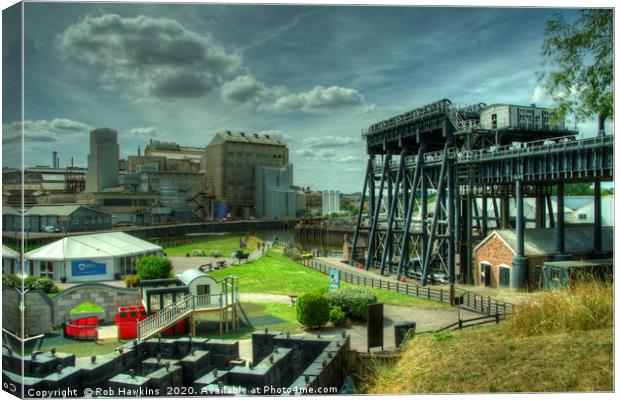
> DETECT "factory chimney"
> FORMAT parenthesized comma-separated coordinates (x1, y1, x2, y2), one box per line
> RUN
(52, 151, 58, 168)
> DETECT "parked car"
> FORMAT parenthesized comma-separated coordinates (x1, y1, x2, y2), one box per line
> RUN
(44, 226, 61, 233)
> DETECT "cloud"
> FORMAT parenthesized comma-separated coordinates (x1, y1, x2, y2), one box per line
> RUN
(256, 129, 292, 144)
(530, 85, 554, 107)
(300, 135, 360, 149)
(335, 156, 363, 164)
(221, 75, 280, 107)
(126, 127, 159, 138)
(56, 14, 241, 100)
(275, 85, 363, 112)
(2, 118, 91, 145)
(220, 74, 364, 113)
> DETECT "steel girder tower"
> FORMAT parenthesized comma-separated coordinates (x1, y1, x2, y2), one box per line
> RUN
(350, 99, 613, 296)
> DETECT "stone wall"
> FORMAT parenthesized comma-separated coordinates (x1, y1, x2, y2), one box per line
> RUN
(2, 287, 22, 335)
(51, 283, 140, 326)
(24, 290, 54, 336)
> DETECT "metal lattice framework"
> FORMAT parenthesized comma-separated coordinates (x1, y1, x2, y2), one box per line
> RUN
(350, 99, 613, 296)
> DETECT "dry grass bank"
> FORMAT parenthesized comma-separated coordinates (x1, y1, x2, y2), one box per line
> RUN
(367, 283, 613, 394)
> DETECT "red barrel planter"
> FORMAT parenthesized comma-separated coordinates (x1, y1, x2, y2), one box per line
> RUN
(64, 316, 99, 340)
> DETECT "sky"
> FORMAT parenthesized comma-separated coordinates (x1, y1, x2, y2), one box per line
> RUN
(1, 3, 613, 192)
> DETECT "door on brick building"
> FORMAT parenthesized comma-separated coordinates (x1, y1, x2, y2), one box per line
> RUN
(480, 262, 492, 287)
(499, 266, 510, 288)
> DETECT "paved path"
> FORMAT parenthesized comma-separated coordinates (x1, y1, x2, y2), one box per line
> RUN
(319, 256, 533, 304)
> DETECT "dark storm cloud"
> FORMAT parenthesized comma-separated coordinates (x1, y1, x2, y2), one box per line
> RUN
(56, 14, 241, 100)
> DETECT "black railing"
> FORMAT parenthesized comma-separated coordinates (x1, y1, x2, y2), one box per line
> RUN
(283, 247, 514, 315)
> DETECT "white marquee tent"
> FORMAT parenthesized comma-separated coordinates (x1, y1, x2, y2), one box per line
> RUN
(26, 232, 163, 282)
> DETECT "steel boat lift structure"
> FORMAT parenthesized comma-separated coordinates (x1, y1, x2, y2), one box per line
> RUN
(349, 99, 613, 299)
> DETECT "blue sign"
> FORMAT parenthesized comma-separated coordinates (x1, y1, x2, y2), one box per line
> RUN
(329, 269, 340, 290)
(71, 259, 107, 276)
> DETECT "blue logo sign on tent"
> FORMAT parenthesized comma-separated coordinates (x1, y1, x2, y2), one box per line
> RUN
(71, 260, 106, 276)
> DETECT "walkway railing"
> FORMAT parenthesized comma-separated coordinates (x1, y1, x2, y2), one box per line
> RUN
(283, 247, 515, 315)
(137, 293, 228, 341)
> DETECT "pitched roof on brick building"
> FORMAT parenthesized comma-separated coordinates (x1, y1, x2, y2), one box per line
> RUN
(474, 226, 613, 256)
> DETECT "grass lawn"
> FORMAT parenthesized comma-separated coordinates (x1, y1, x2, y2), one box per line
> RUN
(194, 301, 303, 340)
(164, 236, 257, 257)
(70, 302, 105, 314)
(210, 249, 448, 309)
(39, 336, 128, 357)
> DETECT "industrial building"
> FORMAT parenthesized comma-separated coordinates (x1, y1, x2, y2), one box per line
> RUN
(479, 104, 565, 131)
(322, 190, 341, 215)
(22, 204, 112, 233)
(25, 232, 162, 282)
(255, 165, 296, 218)
(144, 140, 205, 171)
(473, 227, 613, 289)
(75, 190, 159, 225)
(86, 128, 119, 192)
(2, 166, 86, 206)
(204, 131, 288, 218)
(2, 205, 21, 233)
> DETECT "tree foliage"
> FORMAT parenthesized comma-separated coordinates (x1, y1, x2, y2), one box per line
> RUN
(539, 9, 613, 131)
(137, 256, 173, 280)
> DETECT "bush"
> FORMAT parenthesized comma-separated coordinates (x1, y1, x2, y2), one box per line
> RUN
(296, 292, 330, 328)
(325, 287, 377, 321)
(137, 256, 173, 280)
(329, 306, 346, 326)
(24, 276, 39, 288)
(28, 277, 59, 293)
(124, 274, 141, 288)
(2, 274, 21, 287)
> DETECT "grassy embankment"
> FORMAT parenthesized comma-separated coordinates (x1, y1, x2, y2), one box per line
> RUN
(367, 282, 613, 393)
(163, 236, 257, 257)
(209, 247, 448, 309)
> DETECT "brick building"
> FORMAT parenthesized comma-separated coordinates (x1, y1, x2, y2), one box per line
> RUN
(473, 226, 613, 290)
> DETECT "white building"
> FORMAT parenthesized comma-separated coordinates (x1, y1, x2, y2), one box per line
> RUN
(322, 190, 341, 216)
(479, 104, 565, 131)
(26, 232, 162, 282)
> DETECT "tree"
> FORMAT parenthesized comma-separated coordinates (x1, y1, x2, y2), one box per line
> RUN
(539, 9, 613, 135)
(137, 256, 173, 280)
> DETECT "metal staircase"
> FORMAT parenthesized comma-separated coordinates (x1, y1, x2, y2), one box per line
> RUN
(137, 292, 234, 341)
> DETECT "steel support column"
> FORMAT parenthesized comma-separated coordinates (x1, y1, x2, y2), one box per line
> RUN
(481, 186, 488, 237)
(593, 179, 603, 254)
(465, 193, 473, 284)
(365, 155, 390, 270)
(396, 146, 426, 280)
(379, 154, 405, 275)
(554, 182, 569, 261)
(421, 144, 449, 285)
(447, 158, 456, 303)
(511, 178, 528, 289)
(350, 156, 373, 265)
(500, 192, 510, 229)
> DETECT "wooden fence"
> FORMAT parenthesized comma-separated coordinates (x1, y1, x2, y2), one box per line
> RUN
(283, 248, 515, 315)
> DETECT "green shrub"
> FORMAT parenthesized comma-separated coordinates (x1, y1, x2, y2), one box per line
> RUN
(2, 274, 21, 287)
(28, 277, 59, 293)
(24, 276, 39, 288)
(329, 306, 346, 326)
(137, 256, 173, 280)
(296, 292, 330, 328)
(124, 274, 141, 288)
(325, 287, 377, 321)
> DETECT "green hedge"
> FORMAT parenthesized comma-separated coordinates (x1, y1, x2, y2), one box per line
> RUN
(325, 287, 377, 321)
(2, 274, 21, 287)
(3, 275, 60, 293)
(124, 274, 141, 288)
(329, 306, 346, 326)
(296, 292, 330, 328)
(137, 256, 173, 280)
